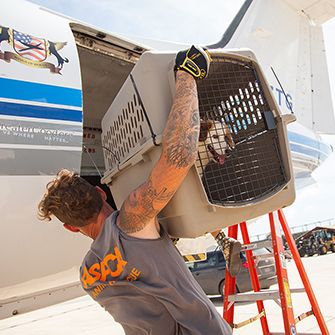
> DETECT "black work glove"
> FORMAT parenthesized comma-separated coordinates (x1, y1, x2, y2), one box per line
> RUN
(174, 45, 211, 79)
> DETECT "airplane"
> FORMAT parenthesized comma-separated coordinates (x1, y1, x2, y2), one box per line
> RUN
(0, 0, 334, 320)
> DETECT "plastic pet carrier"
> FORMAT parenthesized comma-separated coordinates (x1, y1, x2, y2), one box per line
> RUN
(101, 49, 296, 238)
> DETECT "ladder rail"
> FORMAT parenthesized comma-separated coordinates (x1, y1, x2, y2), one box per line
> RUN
(240, 221, 270, 334)
(278, 209, 330, 335)
(269, 212, 297, 333)
(223, 225, 238, 325)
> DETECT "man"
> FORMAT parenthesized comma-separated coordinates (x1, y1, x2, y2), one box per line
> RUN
(38, 46, 236, 334)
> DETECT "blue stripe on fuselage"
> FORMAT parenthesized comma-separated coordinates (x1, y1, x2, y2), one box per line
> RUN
(288, 131, 332, 156)
(289, 143, 328, 162)
(0, 101, 82, 122)
(0, 77, 82, 107)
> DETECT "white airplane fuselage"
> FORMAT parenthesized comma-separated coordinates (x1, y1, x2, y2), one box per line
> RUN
(0, 0, 334, 317)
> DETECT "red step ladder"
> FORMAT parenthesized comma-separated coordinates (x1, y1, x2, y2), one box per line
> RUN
(223, 209, 329, 334)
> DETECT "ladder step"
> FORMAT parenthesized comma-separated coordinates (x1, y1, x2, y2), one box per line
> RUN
(254, 253, 274, 260)
(241, 240, 273, 251)
(270, 333, 321, 335)
(228, 288, 305, 302)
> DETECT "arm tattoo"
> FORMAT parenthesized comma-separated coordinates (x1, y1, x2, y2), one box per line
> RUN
(119, 178, 174, 233)
(164, 110, 199, 167)
(163, 73, 200, 168)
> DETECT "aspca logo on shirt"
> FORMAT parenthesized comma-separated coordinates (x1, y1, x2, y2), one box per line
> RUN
(81, 247, 128, 289)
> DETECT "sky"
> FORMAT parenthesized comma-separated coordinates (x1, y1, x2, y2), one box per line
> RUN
(27, 0, 335, 237)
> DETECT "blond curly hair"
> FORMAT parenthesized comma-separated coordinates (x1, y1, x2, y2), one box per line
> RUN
(38, 169, 103, 227)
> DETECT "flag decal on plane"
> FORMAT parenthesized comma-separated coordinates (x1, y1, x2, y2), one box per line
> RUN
(0, 25, 69, 74)
(12, 30, 47, 61)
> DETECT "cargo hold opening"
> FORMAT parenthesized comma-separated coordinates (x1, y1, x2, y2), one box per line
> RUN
(71, 24, 145, 208)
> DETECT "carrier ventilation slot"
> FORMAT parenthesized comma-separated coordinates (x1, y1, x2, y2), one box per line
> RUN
(102, 93, 149, 170)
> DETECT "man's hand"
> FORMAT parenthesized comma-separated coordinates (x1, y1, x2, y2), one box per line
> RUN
(174, 45, 211, 79)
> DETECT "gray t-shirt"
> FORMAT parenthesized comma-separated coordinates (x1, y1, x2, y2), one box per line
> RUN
(80, 211, 232, 335)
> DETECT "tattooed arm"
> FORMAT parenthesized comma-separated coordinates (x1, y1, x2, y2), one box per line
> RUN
(117, 71, 200, 238)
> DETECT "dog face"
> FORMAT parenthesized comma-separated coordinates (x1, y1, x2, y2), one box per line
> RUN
(198, 120, 235, 166)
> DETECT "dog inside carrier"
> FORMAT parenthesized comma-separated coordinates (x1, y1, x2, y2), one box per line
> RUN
(101, 49, 296, 238)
